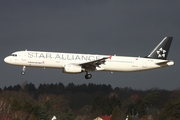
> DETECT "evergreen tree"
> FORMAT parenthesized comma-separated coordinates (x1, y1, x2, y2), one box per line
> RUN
(64, 110, 75, 120)
(159, 99, 180, 119)
(111, 106, 123, 120)
(11, 99, 21, 111)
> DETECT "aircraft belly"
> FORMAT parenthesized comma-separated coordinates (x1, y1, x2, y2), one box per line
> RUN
(102, 62, 142, 72)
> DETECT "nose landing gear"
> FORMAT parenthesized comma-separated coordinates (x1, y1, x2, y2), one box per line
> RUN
(21, 66, 26, 75)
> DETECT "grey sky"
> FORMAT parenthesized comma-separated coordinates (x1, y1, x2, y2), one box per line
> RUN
(1, 1, 180, 90)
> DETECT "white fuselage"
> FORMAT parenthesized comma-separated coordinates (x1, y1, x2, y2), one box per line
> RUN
(4, 51, 174, 72)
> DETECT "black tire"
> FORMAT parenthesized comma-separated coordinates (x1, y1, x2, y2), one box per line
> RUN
(21, 71, 25, 75)
(85, 74, 92, 79)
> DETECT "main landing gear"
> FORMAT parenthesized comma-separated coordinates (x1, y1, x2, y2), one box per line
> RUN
(21, 66, 26, 75)
(20, 66, 93, 79)
(85, 72, 92, 79)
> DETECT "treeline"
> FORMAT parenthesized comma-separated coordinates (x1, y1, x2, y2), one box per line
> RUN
(0, 82, 180, 120)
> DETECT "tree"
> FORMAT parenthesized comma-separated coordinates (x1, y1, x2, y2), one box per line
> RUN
(11, 99, 21, 111)
(111, 106, 123, 120)
(0, 98, 11, 118)
(143, 92, 159, 107)
(22, 101, 33, 113)
(159, 99, 180, 120)
(136, 99, 146, 118)
(64, 109, 75, 120)
(102, 96, 121, 115)
(93, 95, 121, 116)
(12, 84, 21, 91)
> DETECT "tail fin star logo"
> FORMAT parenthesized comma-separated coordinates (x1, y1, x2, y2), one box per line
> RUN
(157, 48, 166, 58)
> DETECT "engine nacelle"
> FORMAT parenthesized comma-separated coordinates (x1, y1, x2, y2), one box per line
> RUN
(63, 64, 82, 74)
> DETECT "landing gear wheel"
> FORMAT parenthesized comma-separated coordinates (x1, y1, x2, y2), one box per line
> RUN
(85, 74, 92, 79)
(21, 71, 25, 75)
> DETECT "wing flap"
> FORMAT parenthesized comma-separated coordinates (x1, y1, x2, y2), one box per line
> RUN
(80, 56, 111, 71)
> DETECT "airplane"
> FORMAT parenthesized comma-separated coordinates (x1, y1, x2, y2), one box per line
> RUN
(4, 37, 174, 79)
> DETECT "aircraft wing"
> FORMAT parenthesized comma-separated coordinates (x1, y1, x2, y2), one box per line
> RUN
(79, 56, 111, 71)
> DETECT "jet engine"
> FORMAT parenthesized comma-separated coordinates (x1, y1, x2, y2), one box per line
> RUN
(63, 64, 82, 74)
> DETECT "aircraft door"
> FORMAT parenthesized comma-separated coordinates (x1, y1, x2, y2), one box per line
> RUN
(21, 52, 27, 62)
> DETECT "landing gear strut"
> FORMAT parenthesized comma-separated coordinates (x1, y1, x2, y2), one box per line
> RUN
(21, 66, 26, 75)
(85, 72, 92, 79)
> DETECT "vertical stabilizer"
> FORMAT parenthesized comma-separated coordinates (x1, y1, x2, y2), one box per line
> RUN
(146, 37, 173, 60)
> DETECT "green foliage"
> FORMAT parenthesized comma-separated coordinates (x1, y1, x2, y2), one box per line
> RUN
(32, 101, 51, 120)
(93, 95, 121, 115)
(143, 92, 159, 107)
(11, 99, 21, 111)
(126, 98, 146, 118)
(63, 110, 75, 120)
(136, 100, 146, 118)
(111, 106, 122, 120)
(159, 99, 180, 119)
(32, 105, 41, 117)
(0, 82, 177, 119)
(44, 100, 51, 111)
(125, 92, 160, 118)
(38, 105, 50, 120)
(22, 101, 33, 113)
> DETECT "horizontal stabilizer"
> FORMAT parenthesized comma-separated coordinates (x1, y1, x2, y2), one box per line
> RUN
(156, 60, 174, 66)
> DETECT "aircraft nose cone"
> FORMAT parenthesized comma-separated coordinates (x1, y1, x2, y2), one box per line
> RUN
(4, 57, 9, 63)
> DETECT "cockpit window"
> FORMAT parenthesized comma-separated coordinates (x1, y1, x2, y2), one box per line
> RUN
(11, 54, 17, 57)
